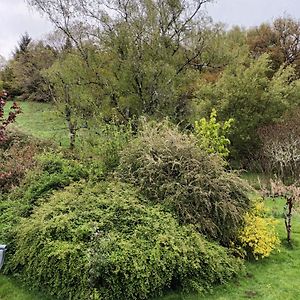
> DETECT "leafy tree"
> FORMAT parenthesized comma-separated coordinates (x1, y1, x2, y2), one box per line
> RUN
(194, 54, 300, 164)
(44, 52, 97, 149)
(194, 108, 233, 158)
(247, 17, 300, 74)
(27, 0, 216, 123)
(2, 37, 56, 102)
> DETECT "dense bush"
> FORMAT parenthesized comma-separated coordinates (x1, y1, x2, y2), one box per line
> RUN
(239, 200, 280, 259)
(78, 122, 132, 175)
(15, 152, 89, 207)
(0, 138, 39, 193)
(6, 182, 243, 300)
(117, 121, 250, 244)
(258, 109, 300, 179)
(0, 151, 90, 254)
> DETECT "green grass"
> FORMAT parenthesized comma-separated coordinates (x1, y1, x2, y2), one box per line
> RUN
(0, 276, 53, 300)
(6, 101, 69, 146)
(240, 172, 274, 190)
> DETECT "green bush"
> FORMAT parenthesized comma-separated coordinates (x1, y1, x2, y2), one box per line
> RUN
(78, 122, 132, 175)
(15, 152, 88, 207)
(117, 121, 250, 244)
(0, 151, 90, 253)
(6, 182, 243, 300)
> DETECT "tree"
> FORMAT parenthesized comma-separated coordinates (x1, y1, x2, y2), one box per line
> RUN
(247, 17, 300, 74)
(267, 178, 300, 243)
(2, 36, 56, 102)
(44, 53, 97, 149)
(194, 54, 300, 164)
(259, 109, 300, 178)
(14, 32, 32, 56)
(27, 0, 215, 123)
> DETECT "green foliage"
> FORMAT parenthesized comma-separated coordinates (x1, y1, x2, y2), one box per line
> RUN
(44, 52, 99, 148)
(45, 53, 95, 114)
(6, 181, 242, 300)
(78, 122, 132, 175)
(194, 108, 233, 158)
(0, 151, 89, 251)
(117, 121, 250, 244)
(19, 152, 89, 206)
(194, 54, 300, 162)
(1, 40, 56, 101)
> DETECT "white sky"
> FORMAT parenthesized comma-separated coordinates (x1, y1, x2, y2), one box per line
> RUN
(0, 0, 53, 59)
(206, 0, 300, 28)
(0, 0, 300, 59)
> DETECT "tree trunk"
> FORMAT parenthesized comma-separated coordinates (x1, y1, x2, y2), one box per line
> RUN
(69, 124, 76, 150)
(63, 84, 77, 150)
(284, 197, 293, 243)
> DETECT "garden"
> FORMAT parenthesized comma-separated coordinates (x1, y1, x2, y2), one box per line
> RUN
(1, 1, 300, 299)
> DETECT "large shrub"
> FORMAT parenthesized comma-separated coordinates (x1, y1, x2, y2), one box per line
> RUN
(0, 132, 40, 193)
(6, 182, 243, 300)
(258, 109, 300, 179)
(117, 121, 250, 244)
(0, 151, 90, 253)
(239, 199, 280, 259)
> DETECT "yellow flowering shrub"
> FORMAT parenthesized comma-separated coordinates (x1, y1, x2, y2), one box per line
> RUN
(239, 201, 280, 260)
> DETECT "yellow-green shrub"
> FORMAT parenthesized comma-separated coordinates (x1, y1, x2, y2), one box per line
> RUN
(6, 181, 243, 300)
(239, 201, 280, 259)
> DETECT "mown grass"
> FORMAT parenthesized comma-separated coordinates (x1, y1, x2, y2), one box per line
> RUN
(240, 172, 274, 190)
(6, 100, 69, 146)
(0, 276, 53, 300)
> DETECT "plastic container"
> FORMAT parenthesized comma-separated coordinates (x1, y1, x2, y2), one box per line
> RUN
(0, 245, 7, 270)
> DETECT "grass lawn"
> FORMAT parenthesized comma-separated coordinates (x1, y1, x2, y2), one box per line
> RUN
(0, 276, 53, 300)
(6, 100, 69, 147)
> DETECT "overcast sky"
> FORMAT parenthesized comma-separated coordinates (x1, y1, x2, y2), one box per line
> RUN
(1, 0, 300, 59)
